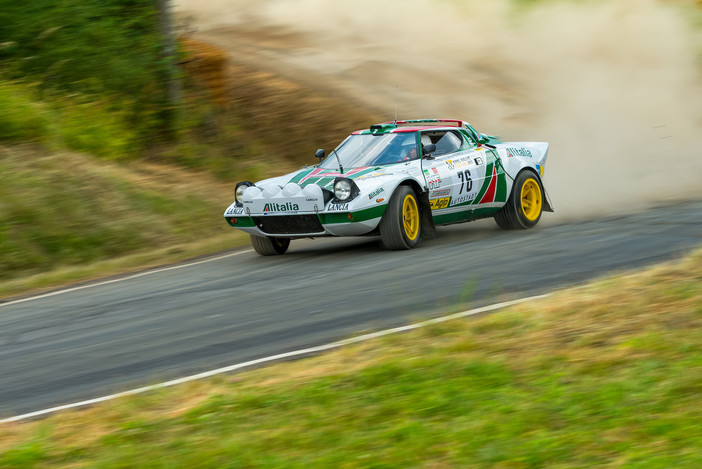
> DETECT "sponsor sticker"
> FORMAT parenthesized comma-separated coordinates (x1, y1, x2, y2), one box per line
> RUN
(430, 189, 450, 197)
(474, 156, 484, 165)
(226, 207, 245, 215)
(424, 167, 442, 189)
(506, 147, 532, 158)
(427, 177, 441, 190)
(368, 187, 384, 199)
(451, 194, 475, 206)
(263, 202, 299, 213)
(429, 197, 451, 210)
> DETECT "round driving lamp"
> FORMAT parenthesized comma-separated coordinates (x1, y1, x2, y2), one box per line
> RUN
(334, 179, 352, 200)
(235, 181, 254, 204)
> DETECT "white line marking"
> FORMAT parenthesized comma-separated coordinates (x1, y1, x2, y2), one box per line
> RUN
(0, 292, 549, 423)
(0, 250, 251, 308)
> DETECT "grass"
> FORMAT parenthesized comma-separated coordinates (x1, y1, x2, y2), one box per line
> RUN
(0, 144, 248, 290)
(0, 79, 145, 160)
(0, 82, 48, 142)
(2, 247, 701, 467)
(0, 37, 380, 298)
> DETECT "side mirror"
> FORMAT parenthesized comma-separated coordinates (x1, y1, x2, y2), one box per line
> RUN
(422, 144, 436, 158)
(315, 148, 325, 160)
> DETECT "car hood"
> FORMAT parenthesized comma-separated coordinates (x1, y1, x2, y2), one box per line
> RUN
(230, 162, 419, 216)
(256, 163, 415, 193)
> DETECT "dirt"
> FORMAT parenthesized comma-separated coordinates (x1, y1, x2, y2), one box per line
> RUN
(176, 0, 702, 222)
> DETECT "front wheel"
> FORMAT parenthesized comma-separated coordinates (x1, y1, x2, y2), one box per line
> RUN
(250, 235, 291, 256)
(494, 171, 543, 230)
(379, 186, 422, 250)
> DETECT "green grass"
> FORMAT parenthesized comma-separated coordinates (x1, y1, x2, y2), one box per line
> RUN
(0, 82, 48, 142)
(0, 51, 380, 297)
(0, 80, 140, 159)
(0, 56, 379, 297)
(0, 144, 240, 284)
(2, 248, 702, 468)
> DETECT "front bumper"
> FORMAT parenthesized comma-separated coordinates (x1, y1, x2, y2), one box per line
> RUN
(225, 209, 384, 237)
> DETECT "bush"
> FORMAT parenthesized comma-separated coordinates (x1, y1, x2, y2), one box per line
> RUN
(0, 82, 48, 142)
(0, 0, 173, 141)
(51, 98, 138, 159)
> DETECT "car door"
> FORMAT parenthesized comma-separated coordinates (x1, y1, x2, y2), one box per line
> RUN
(422, 130, 479, 212)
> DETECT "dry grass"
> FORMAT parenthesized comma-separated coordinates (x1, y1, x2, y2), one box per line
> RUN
(0, 144, 248, 299)
(2, 248, 702, 467)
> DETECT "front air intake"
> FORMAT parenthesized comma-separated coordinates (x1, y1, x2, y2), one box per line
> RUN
(252, 215, 324, 235)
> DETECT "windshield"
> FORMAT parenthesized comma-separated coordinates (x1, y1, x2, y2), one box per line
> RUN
(319, 132, 418, 169)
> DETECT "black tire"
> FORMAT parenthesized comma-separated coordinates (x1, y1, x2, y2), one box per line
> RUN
(250, 235, 290, 255)
(494, 170, 543, 230)
(379, 185, 422, 250)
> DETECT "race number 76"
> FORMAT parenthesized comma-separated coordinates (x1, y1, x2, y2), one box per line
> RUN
(457, 170, 472, 194)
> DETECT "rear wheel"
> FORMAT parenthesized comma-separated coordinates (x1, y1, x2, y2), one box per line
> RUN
(250, 235, 291, 255)
(494, 171, 543, 229)
(379, 185, 421, 250)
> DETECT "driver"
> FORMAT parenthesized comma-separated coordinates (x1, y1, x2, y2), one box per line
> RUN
(402, 143, 418, 161)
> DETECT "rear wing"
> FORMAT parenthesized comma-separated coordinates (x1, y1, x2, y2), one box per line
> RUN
(382, 119, 469, 128)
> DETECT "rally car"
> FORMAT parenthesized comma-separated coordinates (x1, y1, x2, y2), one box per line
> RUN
(224, 119, 553, 255)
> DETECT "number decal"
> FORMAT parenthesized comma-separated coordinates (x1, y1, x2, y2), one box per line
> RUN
(456, 170, 472, 194)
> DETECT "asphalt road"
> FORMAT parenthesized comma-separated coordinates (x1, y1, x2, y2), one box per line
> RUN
(2, 199, 701, 419)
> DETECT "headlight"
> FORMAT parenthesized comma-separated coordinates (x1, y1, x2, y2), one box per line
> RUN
(332, 177, 360, 203)
(235, 181, 254, 205)
(334, 179, 352, 200)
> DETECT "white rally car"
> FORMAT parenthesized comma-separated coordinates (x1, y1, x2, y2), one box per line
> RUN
(224, 119, 553, 255)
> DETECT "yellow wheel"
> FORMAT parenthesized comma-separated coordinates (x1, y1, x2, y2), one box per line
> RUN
(520, 178, 542, 222)
(494, 171, 543, 229)
(402, 194, 420, 241)
(380, 186, 422, 249)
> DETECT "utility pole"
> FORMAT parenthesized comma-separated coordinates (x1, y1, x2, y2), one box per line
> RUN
(157, 0, 182, 127)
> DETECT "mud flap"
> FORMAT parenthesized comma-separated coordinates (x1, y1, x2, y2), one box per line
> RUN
(418, 192, 438, 239)
(542, 185, 555, 212)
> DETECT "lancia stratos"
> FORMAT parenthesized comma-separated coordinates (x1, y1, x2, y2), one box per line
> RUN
(224, 119, 553, 255)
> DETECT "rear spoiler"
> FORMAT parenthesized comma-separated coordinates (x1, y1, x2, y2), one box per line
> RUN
(381, 119, 469, 128)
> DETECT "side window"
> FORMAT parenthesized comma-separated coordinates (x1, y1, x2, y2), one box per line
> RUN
(433, 131, 462, 156)
(421, 131, 463, 156)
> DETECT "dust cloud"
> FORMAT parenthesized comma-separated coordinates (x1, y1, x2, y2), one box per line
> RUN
(176, 0, 702, 221)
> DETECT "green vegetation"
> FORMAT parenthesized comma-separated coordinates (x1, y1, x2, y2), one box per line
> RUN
(0, 82, 139, 158)
(0, 0, 171, 142)
(0, 145, 238, 283)
(1, 1, 702, 465)
(0, 83, 48, 142)
(0, 1, 377, 293)
(0, 66, 376, 293)
(2, 248, 701, 467)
